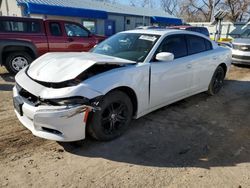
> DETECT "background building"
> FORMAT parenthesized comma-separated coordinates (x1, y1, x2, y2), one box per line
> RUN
(0, 0, 182, 36)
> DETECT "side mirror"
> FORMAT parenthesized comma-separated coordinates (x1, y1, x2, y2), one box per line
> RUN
(155, 52, 174, 62)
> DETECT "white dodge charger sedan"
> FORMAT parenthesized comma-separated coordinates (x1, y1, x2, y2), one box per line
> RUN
(13, 29, 232, 142)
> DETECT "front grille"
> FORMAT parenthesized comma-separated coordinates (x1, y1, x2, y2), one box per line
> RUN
(233, 44, 250, 51)
(232, 55, 250, 61)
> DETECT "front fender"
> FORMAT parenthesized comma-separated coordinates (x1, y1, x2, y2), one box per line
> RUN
(83, 63, 150, 116)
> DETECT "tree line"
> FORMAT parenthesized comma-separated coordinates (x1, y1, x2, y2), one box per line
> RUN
(95, 0, 250, 22)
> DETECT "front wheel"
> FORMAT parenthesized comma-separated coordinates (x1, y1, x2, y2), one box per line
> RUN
(5, 52, 33, 74)
(207, 66, 225, 95)
(87, 91, 133, 141)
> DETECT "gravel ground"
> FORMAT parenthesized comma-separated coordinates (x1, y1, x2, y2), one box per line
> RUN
(0, 65, 249, 188)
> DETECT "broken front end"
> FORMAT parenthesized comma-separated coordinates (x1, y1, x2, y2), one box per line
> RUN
(13, 67, 103, 142)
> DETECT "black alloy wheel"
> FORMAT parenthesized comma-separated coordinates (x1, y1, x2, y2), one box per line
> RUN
(208, 66, 225, 95)
(87, 91, 133, 141)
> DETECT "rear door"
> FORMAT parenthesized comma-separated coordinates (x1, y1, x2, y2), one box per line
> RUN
(150, 34, 193, 108)
(185, 34, 215, 92)
(45, 21, 68, 52)
(63, 22, 96, 52)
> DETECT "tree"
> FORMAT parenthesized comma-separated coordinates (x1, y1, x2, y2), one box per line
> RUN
(94, 0, 116, 3)
(222, 0, 250, 22)
(178, 0, 204, 22)
(177, 0, 250, 22)
(129, 0, 155, 8)
(183, 0, 222, 22)
(160, 0, 178, 15)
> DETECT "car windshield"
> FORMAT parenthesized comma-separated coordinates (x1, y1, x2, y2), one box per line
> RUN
(91, 33, 160, 62)
(240, 29, 250, 38)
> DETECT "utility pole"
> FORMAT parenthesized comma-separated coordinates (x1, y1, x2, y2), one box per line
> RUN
(211, 0, 216, 22)
(5, 0, 9, 16)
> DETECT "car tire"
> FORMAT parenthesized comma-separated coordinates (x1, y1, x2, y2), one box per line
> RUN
(5, 52, 33, 74)
(87, 91, 133, 141)
(207, 66, 225, 95)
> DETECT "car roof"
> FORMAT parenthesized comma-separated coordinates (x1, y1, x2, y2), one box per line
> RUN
(121, 29, 210, 38)
(122, 29, 186, 36)
(169, 26, 207, 30)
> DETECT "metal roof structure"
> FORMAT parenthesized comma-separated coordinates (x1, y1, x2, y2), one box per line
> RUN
(17, 0, 177, 18)
(16, 0, 182, 24)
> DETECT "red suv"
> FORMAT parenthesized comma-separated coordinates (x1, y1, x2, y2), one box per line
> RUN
(0, 16, 106, 73)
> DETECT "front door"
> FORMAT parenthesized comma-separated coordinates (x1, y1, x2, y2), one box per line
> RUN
(150, 34, 193, 108)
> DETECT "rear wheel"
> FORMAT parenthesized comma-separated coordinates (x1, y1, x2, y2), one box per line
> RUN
(207, 66, 225, 95)
(87, 91, 133, 141)
(5, 52, 33, 74)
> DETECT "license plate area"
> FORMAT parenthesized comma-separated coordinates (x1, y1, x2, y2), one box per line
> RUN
(13, 97, 24, 116)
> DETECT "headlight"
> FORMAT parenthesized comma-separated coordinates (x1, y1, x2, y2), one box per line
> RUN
(44, 97, 90, 106)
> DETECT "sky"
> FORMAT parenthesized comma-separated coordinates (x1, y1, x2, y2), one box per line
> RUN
(113, 0, 161, 8)
(114, 0, 204, 9)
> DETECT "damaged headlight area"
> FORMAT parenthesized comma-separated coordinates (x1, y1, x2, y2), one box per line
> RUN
(40, 96, 102, 111)
(43, 96, 90, 106)
(16, 81, 102, 110)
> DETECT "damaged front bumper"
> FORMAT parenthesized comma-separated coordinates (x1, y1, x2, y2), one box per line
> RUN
(13, 86, 99, 142)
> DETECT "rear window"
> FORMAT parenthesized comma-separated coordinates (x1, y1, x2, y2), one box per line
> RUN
(0, 20, 41, 33)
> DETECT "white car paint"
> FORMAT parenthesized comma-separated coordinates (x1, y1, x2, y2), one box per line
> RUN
(13, 29, 232, 142)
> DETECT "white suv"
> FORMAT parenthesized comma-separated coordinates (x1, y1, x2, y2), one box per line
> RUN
(232, 29, 250, 65)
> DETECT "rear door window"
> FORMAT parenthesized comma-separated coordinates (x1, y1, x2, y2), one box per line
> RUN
(186, 35, 207, 55)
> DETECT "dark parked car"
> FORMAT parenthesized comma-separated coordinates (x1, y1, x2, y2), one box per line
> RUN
(0, 16, 106, 73)
(169, 26, 210, 37)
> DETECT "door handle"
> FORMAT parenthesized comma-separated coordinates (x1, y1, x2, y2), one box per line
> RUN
(68, 38, 74, 42)
(186, 64, 192, 69)
(212, 56, 217, 60)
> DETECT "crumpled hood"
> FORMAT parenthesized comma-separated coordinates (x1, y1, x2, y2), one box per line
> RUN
(27, 52, 135, 83)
